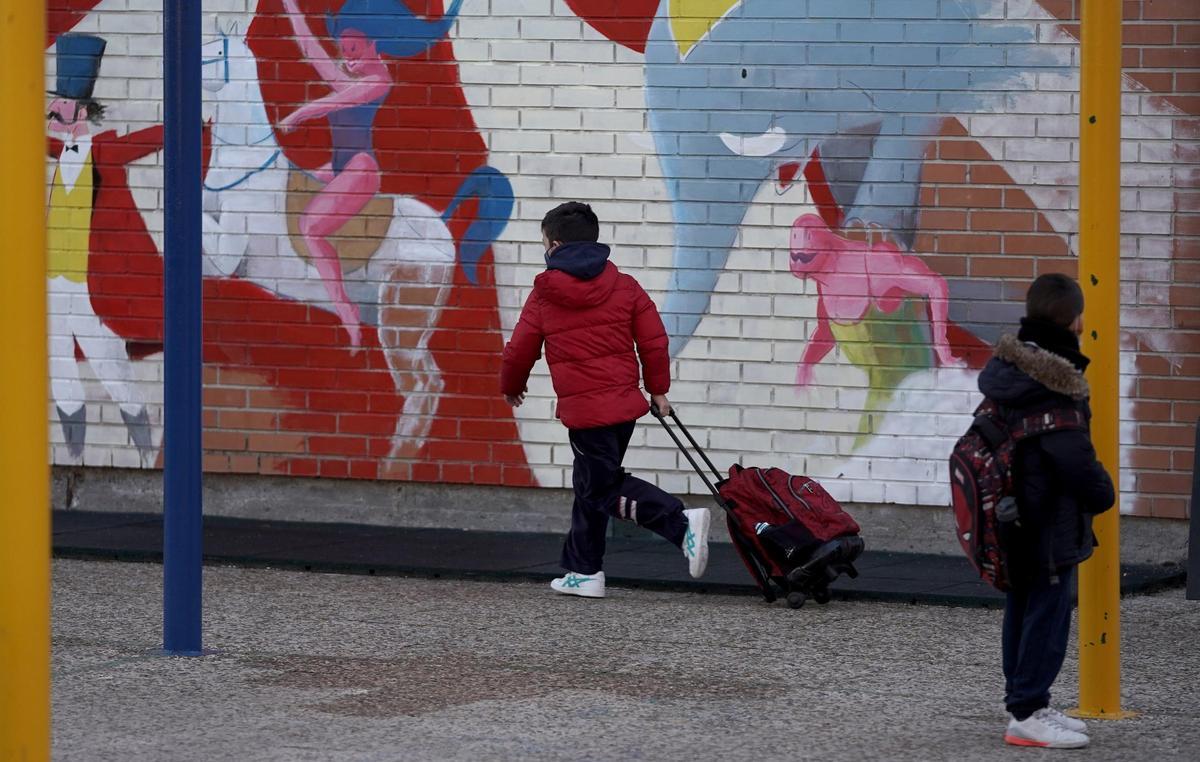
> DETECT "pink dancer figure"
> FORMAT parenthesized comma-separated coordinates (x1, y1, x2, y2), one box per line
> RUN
(277, 0, 395, 348)
(789, 213, 962, 387)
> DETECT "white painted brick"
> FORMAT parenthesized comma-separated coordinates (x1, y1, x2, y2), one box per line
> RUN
(885, 482, 918, 505)
(490, 131, 552, 153)
(532, 468, 565, 489)
(582, 109, 645, 132)
(459, 64, 521, 85)
(493, 0, 552, 15)
(806, 412, 865, 435)
(456, 17, 521, 40)
(917, 483, 949, 506)
(518, 63, 586, 86)
(851, 480, 886, 504)
(707, 339, 773, 363)
(710, 294, 771, 317)
(553, 88, 617, 109)
(690, 321, 742, 343)
(492, 87, 552, 108)
(581, 156, 643, 177)
(520, 154, 581, 176)
(807, 455, 870, 481)
(553, 131, 616, 154)
(550, 176, 614, 198)
(633, 447, 680, 470)
(655, 472, 690, 496)
(552, 41, 615, 64)
(522, 109, 583, 131)
(521, 18, 583, 39)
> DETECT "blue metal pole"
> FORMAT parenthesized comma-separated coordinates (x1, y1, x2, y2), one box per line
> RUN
(163, 0, 203, 655)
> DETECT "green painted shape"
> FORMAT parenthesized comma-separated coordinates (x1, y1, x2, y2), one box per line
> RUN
(827, 299, 934, 448)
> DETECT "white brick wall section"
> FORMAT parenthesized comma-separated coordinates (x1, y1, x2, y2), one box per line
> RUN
(45, 1, 1194, 512)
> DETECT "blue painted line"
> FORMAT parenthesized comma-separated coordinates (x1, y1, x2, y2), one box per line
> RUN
(202, 149, 280, 192)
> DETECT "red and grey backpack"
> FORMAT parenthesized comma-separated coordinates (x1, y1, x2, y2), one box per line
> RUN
(948, 399, 1086, 591)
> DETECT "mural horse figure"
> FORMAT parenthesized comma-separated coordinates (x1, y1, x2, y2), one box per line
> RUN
(200, 20, 512, 461)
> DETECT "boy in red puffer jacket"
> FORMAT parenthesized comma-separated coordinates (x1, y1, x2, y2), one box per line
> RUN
(501, 202, 711, 598)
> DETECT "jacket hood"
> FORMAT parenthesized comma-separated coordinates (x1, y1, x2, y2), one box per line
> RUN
(538, 241, 618, 308)
(978, 334, 1090, 405)
(546, 241, 610, 279)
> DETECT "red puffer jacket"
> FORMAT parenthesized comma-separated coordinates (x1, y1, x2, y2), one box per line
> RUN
(500, 242, 670, 430)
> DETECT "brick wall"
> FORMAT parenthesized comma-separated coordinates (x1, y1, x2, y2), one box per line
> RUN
(44, 0, 1197, 519)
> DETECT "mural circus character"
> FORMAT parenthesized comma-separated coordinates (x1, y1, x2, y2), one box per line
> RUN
(634, 0, 1073, 357)
(46, 33, 155, 463)
(565, 0, 1122, 435)
(45, 0, 531, 484)
(788, 212, 960, 445)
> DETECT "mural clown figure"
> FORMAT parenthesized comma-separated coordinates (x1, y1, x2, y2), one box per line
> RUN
(46, 34, 154, 463)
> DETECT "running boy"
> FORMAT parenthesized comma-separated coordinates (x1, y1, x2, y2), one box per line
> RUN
(500, 202, 711, 598)
(977, 273, 1115, 748)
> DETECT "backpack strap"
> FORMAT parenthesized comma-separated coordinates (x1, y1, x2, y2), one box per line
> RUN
(1010, 407, 1087, 442)
(970, 399, 1008, 449)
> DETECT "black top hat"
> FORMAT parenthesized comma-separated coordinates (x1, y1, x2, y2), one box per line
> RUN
(52, 34, 107, 101)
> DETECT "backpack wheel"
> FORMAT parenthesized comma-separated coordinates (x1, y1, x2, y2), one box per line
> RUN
(786, 591, 807, 609)
(813, 588, 831, 605)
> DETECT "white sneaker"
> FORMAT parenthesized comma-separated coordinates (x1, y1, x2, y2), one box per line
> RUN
(682, 508, 711, 579)
(1044, 707, 1088, 734)
(1005, 709, 1089, 749)
(550, 571, 605, 598)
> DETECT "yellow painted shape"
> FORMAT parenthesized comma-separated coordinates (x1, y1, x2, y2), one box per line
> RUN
(0, 0, 51, 759)
(670, 0, 740, 58)
(1076, 0, 1125, 720)
(47, 155, 95, 283)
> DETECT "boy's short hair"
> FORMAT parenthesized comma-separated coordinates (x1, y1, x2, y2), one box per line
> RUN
(1026, 273, 1084, 327)
(542, 202, 599, 243)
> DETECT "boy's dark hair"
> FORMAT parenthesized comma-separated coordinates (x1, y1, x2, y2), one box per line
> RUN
(1026, 273, 1084, 327)
(541, 202, 599, 244)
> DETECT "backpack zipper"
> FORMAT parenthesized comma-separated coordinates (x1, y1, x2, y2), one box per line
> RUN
(754, 468, 796, 520)
(786, 478, 817, 515)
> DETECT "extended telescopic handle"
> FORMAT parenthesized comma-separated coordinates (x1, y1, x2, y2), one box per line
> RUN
(651, 406, 729, 509)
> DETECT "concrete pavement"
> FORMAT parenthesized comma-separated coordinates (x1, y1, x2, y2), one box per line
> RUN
(53, 559, 1199, 761)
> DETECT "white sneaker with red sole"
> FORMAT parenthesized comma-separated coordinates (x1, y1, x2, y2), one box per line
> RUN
(1005, 709, 1089, 749)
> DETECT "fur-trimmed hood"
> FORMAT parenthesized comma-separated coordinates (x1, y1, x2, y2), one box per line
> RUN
(978, 334, 1090, 404)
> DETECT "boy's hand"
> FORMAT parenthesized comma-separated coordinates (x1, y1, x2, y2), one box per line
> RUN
(504, 392, 526, 408)
(651, 394, 671, 417)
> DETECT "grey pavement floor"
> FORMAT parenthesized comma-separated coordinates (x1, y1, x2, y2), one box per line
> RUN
(54, 558, 1198, 761)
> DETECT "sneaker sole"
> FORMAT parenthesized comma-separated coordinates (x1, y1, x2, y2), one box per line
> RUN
(1004, 734, 1088, 749)
(550, 585, 605, 599)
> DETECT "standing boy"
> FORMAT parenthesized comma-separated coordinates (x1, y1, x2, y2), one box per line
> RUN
(977, 274, 1116, 748)
(501, 202, 711, 598)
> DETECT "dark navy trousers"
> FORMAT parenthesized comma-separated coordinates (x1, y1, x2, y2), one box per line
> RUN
(561, 419, 688, 575)
(1003, 566, 1076, 720)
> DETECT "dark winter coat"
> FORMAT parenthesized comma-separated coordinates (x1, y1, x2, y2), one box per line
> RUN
(978, 334, 1116, 580)
(500, 242, 670, 430)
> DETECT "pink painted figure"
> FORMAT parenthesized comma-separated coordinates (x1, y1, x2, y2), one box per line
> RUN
(277, 0, 393, 348)
(789, 213, 961, 387)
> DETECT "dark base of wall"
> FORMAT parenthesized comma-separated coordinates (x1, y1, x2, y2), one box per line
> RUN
(52, 466, 1189, 567)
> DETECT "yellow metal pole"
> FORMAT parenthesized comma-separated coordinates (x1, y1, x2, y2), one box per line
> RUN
(0, 0, 50, 758)
(1076, 0, 1126, 720)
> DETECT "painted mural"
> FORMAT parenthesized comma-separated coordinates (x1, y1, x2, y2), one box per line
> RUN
(45, 0, 1197, 518)
(47, 32, 157, 464)
(46, 0, 530, 483)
